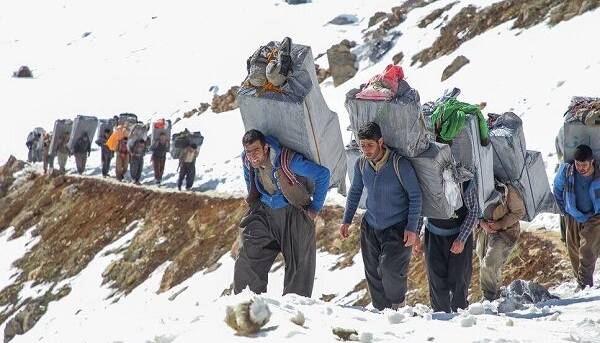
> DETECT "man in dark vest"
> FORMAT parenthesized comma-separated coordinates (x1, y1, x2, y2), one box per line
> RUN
(416, 170, 479, 312)
(233, 129, 330, 297)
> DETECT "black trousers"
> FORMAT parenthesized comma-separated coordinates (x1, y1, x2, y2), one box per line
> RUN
(424, 228, 473, 313)
(101, 148, 114, 176)
(130, 156, 144, 182)
(233, 202, 316, 297)
(361, 218, 413, 310)
(178, 162, 195, 190)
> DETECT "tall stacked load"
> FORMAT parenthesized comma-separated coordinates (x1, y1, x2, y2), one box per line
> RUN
(49, 119, 73, 155)
(26, 127, 46, 162)
(238, 40, 347, 193)
(556, 96, 600, 162)
(68, 115, 98, 153)
(489, 112, 558, 221)
(345, 66, 462, 219)
(118, 113, 138, 127)
(345, 139, 367, 209)
(127, 123, 148, 152)
(432, 99, 495, 216)
(170, 130, 204, 159)
(151, 119, 172, 148)
(97, 118, 117, 144)
(345, 65, 429, 158)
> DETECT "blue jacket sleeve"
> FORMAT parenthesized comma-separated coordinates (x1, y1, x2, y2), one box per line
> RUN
(343, 160, 364, 224)
(242, 154, 251, 193)
(553, 163, 567, 213)
(289, 154, 330, 212)
(398, 158, 422, 232)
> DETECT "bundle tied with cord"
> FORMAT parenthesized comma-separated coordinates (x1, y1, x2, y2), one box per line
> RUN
(238, 39, 347, 193)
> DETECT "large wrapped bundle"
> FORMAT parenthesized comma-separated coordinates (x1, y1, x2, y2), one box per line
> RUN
(49, 119, 73, 155)
(27, 127, 46, 162)
(345, 80, 429, 158)
(408, 142, 463, 219)
(127, 124, 148, 152)
(556, 96, 600, 162)
(345, 140, 367, 209)
(68, 115, 98, 153)
(518, 151, 559, 221)
(449, 115, 495, 215)
(97, 118, 117, 144)
(151, 119, 172, 148)
(238, 43, 347, 193)
(118, 113, 138, 127)
(170, 131, 204, 159)
(106, 125, 129, 152)
(489, 112, 527, 182)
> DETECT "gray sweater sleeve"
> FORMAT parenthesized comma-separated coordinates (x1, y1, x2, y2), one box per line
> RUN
(398, 158, 422, 232)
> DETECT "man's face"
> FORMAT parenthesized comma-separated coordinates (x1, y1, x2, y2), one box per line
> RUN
(244, 140, 269, 168)
(159, 134, 167, 143)
(359, 138, 384, 161)
(575, 159, 594, 176)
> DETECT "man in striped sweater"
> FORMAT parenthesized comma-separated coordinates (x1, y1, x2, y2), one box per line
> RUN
(340, 122, 423, 310)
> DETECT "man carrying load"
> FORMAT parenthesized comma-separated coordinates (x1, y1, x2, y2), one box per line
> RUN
(339, 122, 422, 310)
(234, 129, 330, 297)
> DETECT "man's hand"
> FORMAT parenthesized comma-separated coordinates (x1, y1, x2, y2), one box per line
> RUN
(404, 231, 417, 247)
(481, 220, 498, 234)
(339, 223, 351, 239)
(450, 239, 465, 254)
(488, 221, 501, 232)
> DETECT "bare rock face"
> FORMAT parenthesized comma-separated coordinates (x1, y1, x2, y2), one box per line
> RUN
(441, 55, 470, 81)
(327, 40, 358, 87)
(368, 12, 387, 27)
(392, 51, 405, 65)
(211, 86, 240, 113)
(315, 64, 331, 83)
(418, 1, 458, 28)
(183, 103, 210, 118)
(12, 66, 33, 78)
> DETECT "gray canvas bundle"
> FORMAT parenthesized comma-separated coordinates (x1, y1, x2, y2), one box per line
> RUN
(151, 120, 172, 148)
(49, 119, 73, 156)
(516, 151, 559, 221)
(238, 43, 347, 193)
(97, 118, 117, 144)
(68, 115, 98, 153)
(118, 113, 138, 127)
(128, 124, 148, 152)
(345, 140, 367, 209)
(408, 142, 463, 219)
(345, 80, 429, 158)
(170, 132, 204, 159)
(556, 96, 600, 162)
(27, 127, 46, 162)
(450, 115, 495, 216)
(556, 123, 600, 162)
(489, 112, 527, 182)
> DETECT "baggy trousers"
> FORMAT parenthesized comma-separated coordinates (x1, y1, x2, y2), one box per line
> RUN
(360, 218, 412, 310)
(566, 215, 600, 288)
(425, 228, 473, 313)
(233, 202, 316, 297)
(74, 153, 87, 174)
(101, 148, 114, 177)
(178, 162, 195, 190)
(130, 156, 144, 182)
(475, 230, 517, 300)
(152, 156, 166, 182)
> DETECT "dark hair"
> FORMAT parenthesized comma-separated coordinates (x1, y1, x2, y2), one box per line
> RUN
(574, 144, 594, 162)
(104, 129, 111, 134)
(357, 122, 382, 141)
(190, 143, 198, 149)
(242, 129, 265, 146)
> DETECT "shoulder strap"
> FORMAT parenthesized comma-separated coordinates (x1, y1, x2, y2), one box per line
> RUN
(359, 157, 367, 176)
(392, 153, 405, 189)
(280, 147, 300, 185)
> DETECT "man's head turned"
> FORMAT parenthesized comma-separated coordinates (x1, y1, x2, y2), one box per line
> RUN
(242, 129, 268, 168)
(574, 144, 595, 176)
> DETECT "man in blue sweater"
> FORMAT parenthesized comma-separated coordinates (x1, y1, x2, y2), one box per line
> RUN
(553, 144, 600, 290)
(340, 122, 422, 310)
(234, 129, 330, 297)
